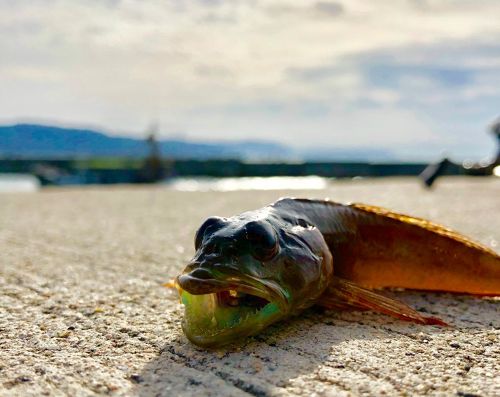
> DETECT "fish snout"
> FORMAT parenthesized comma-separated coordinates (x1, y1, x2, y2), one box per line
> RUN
(189, 267, 213, 280)
(177, 266, 225, 295)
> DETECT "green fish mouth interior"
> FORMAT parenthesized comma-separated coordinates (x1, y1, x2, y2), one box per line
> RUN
(217, 290, 270, 310)
(180, 288, 283, 347)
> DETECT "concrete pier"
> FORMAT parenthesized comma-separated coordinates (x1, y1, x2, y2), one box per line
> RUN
(0, 177, 498, 396)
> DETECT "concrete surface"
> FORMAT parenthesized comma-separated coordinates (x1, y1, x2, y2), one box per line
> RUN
(0, 177, 499, 397)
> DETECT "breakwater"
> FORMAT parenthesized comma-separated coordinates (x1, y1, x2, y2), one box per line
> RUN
(0, 158, 463, 185)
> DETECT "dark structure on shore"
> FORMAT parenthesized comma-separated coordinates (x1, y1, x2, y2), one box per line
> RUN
(421, 118, 500, 187)
(137, 133, 166, 183)
(492, 118, 500, 166)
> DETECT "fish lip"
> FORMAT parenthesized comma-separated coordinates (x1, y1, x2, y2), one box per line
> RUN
(176, 272, 290, 312)
(176, 273, 228, 294)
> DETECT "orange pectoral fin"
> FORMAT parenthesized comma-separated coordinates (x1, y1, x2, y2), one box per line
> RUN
(163, 278, 179, 289)
(318, 277, 448, 326)
(163, 278, 184, 303)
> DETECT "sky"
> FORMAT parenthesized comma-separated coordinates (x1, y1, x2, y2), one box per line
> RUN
(1, 0, 500, 161)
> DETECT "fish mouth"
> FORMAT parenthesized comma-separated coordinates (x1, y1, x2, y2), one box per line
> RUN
(177, 271, 289, 309)
(176, 271, 289, 347)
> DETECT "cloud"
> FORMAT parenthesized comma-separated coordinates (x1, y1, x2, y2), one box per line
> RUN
(1, 1, 500, 160)
(313, 1, 344, 16)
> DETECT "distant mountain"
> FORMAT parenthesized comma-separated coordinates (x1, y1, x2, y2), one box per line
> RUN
(0, 124, 291, 160)
(0, 123, 397, 161)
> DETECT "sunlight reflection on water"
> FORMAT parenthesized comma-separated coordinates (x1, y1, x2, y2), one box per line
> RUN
(0, 174, 40, 193)
(165, 176, 329, 191)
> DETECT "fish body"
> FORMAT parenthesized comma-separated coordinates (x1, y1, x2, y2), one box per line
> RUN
(275, 198, 500, 295)
(176, 198, 500, 347)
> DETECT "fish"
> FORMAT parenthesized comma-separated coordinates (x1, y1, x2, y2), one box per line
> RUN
(174, 198, 500, 347)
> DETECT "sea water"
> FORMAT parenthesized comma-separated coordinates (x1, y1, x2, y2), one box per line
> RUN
(165, 176, 329, 191)
(0, 174, 40, 193)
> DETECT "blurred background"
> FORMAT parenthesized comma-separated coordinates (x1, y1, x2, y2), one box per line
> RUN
(1, 0, 499, 191)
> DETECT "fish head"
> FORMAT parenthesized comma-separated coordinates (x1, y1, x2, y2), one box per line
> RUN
(176, 208, 333, 347)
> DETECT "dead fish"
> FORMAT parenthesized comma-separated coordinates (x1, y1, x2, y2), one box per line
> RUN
(174, 198, 500, 347)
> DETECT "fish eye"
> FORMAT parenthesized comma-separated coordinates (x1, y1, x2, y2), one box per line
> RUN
(245, 221, 278, 261)
(194, 216, 226, 250)
(297, 218, 310, 228)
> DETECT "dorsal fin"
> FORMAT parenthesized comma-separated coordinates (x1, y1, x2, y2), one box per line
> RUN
(350, 203, 498, 257)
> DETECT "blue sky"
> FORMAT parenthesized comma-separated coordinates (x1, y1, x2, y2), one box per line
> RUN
(1, 0, 500, 161)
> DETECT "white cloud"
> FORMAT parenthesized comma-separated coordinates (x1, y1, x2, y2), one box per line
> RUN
(1, 0, 500, 159)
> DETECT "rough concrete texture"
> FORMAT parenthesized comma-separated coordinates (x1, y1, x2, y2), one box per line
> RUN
(0, 177, 499, 397)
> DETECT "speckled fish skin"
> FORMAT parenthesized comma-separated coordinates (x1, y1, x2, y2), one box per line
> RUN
(176, 198, 500, 347)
